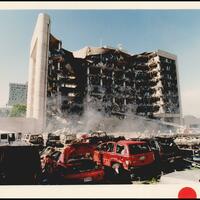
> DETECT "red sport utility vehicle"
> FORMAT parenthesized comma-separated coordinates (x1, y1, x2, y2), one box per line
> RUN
(93, 140, 155, 180)
(41, 143, 104, 184)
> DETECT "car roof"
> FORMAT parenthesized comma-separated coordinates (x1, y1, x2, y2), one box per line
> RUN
(30, 134, 42, 136)
(118, 140, 146, 145)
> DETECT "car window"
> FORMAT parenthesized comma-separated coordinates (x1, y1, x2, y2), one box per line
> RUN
(157, 138, 178, 152)
(100, 143, 108, 151)
(1, 134, 8, 140)
(49, 136, 60, 140)
(51, 151, 61, 160)
(149, 140, 157, 150)
(116, 144, 125, 155)
(107, 143, 114, 152)
(129, 144, 150, 155)
(9, 133, 15, 141)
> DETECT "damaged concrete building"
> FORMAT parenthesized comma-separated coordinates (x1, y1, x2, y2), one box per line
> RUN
(26, 13, 182, 132)
(132, 50, 182, 124)
(48, 40, 182, 124)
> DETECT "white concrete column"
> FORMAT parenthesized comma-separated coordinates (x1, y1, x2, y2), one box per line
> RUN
(26, 13, 50, 132)
(26, 55, 35, 118)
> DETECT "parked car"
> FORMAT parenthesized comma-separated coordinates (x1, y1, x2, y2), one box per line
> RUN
(0, 131, 16, 144)
(0, 146, 42, 184)
(93, 140, 155, 180)
(57, 158, 104, 184)
(23, 133, 44, 146)
(42, 143, 104, 184)
(155, 136, 182, 164)
(63, 134, 77, 144)
(46, 133, 64, 148)
(192, 150, 200, 162)
(129, 136, 182, 165)
(40, 147, 62, 182)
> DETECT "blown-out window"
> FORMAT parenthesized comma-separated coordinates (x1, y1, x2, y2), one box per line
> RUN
(116, 144, 125, 154)
(107, 143, 115, 152)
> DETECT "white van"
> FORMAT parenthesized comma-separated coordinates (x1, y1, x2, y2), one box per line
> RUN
(0, 131, 16, 144)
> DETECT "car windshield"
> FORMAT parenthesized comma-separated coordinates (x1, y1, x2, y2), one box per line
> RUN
(30, 135, 39, 140)
(129, 144, 150, 155)
(49, 136, 60, 140)
(66, 135, 75, 140)
(157, 138, 178, 152)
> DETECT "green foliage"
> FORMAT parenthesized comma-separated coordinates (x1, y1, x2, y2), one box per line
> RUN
(142, 177, 160, 184)
(9, 104, 26, 117)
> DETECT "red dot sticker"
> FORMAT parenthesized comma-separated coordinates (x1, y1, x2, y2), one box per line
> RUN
(178, 187, 197, 199)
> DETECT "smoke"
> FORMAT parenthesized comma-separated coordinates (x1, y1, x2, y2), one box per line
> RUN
(45, 94, 174, 139)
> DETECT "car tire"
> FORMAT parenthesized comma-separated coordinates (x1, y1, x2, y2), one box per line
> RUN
(112, 163, 131, 183)
(37, 138, 43, 145)
(112, 163, 121, 175)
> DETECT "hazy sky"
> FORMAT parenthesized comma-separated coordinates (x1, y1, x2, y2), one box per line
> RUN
(0, 10, 200, 117)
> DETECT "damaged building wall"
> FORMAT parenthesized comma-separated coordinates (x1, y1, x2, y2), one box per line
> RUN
(132, 50, 182, 124)
(47, 35, 87, 121)
(157, 50, 182, 124)
(84, 47, 133, 118)
(26, 14, 182, 133)
(47, 45, 136, 119)
(132, 52, 163, 118)
(47, 43, 182, 124)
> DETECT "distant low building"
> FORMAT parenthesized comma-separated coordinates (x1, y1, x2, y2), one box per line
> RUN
(184, 115, 200, 129)
(8, 83, 27, 106)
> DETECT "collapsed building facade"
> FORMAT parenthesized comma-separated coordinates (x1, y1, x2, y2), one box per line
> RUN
(26, 13, 182, 132)
(132, 50, 182, 124)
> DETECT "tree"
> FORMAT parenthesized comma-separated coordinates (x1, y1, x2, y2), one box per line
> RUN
(9, 104, 26, 117)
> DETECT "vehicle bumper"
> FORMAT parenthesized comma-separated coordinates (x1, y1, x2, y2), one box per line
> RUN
(163, 155, 182, 163)
(60, 169, 104, 184)
(129, 162, 160, 179)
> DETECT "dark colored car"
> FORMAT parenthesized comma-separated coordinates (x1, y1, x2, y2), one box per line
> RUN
(0, 146, 42, 185)
(46, 134, 64, 148)
(130, 136, 182, 164)
(192, 150, 200, 162)
(155, 136, 182, 164)
(40, 147, 62, 183)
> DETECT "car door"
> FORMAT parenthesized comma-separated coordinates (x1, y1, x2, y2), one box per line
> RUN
(103, 142, 115, 166)
(115, 144, 127, 165)
(93, 143, 107, 165)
